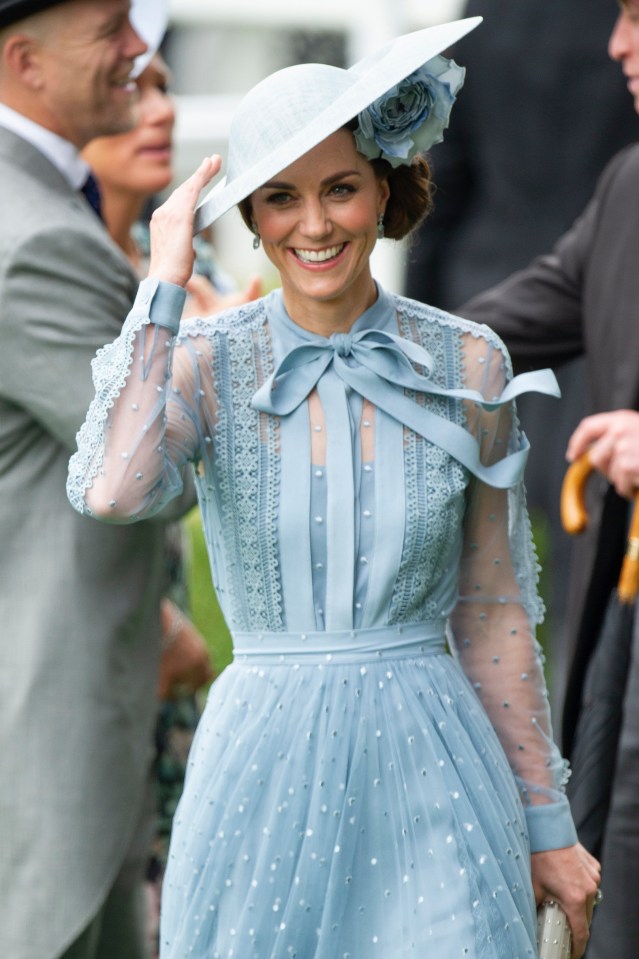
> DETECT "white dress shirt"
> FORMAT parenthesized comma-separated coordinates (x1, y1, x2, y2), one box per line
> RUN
(0, 102, 89, 188)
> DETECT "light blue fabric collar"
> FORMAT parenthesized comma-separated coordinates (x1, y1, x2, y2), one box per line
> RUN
(264, 282, 394, 360)
(255, 286, 559, 489)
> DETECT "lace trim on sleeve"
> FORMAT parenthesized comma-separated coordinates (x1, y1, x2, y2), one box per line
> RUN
(67, 304, 156, 514)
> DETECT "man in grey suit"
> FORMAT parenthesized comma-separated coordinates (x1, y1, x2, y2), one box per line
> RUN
(460, 2, 639, 955)
(0, 2, 193, 957)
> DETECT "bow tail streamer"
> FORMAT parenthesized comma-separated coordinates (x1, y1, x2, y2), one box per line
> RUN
(278, 402, 315, 630)
(317, 370, 356, 630)
(337, 359, 529, 489)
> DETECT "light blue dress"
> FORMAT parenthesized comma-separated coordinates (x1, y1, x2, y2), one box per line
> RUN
(68, 278, 576, 959)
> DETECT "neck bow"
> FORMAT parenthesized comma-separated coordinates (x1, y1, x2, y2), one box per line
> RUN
(252, 327, 559, 489)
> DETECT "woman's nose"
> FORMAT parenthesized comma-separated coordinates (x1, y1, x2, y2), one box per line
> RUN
(141, 88, 176, 130)
(152, 89, 176, 125)
(300, 201, 331, 238)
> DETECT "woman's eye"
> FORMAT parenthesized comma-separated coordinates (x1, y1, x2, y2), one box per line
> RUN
(330, 183, 356, 197)
(266, 192, 294, 205)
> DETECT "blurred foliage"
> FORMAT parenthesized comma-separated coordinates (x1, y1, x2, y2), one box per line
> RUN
(184, 507, 232, 677)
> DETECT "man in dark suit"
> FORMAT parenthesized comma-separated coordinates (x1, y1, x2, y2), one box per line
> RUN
(459, 3, 639, 955)
(405, 0, 638, 714)
(405, 0, 636, 310)
(0, 3, 193, 958)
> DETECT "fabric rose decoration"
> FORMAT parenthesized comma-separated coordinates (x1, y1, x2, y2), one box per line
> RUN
(354, 54, 465, 168)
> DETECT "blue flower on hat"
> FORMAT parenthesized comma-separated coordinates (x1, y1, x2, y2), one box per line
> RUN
(354, 55, 465, 168)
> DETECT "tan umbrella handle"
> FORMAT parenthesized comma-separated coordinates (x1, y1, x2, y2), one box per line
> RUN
(560, 453, 593, 535)
(561, 452, 639, 602)
(621, 503, 639, 603)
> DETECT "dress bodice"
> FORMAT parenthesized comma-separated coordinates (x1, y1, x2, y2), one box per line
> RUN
(67, 279, 575, 850)
(195, 286, 473, 636)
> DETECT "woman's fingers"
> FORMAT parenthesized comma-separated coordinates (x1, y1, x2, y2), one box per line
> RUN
(148, 156, 222, 287)
(531, 843, 601, 958)
(171, 155, 221, 208)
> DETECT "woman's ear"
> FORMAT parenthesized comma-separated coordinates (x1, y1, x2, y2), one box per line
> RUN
(377, 175, 391, 207)
(238, 198, 254, 232)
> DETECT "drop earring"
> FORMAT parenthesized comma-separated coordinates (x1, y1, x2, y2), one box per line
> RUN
(251, 222, 261, 250)
(377, 213, 385, 240)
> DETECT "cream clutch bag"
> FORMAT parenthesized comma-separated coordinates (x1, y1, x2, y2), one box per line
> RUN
(537, 900, 571, 959)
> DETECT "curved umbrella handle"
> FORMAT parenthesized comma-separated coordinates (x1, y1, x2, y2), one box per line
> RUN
(560, 453, 593, 535)
(620, 500, 639, 603)
(560, 452, 639, 603)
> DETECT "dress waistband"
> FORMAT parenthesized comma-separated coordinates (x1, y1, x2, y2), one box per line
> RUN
(232, 622, 447, 664)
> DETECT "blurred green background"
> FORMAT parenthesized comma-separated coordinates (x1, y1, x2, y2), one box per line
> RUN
(184, 507, 232, 675)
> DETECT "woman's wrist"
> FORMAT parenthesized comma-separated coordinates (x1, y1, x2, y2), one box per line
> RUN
(133, 278, 186, 333)
(148, 268, 189, 288)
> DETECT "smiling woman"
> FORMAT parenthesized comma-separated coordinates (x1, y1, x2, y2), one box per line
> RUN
(243, 131, 392, 331)
(67, 15, 600, 959)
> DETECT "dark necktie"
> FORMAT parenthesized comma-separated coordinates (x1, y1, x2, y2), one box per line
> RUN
(80, 172, 103, 220)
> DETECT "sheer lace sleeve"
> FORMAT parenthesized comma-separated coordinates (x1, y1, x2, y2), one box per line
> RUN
(67, 278, 212, 522)
(449, 327, 576, 852)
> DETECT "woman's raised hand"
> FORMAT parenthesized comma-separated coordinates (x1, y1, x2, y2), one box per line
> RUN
(148, 156, 221, 288)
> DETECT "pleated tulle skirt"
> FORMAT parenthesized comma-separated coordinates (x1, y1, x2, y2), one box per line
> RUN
(160, 634, 537, 959)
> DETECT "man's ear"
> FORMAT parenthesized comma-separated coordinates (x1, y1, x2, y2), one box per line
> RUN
(2, 33, 47, 91)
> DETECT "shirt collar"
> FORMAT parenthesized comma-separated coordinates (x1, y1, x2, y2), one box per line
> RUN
(0, 103, 90, 189)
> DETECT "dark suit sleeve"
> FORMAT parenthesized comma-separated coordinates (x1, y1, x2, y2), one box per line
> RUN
(458, 208, 591, 370)
(458, 148, 633, 370)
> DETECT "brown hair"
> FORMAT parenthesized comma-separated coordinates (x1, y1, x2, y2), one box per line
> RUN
(370, 155, 433, 241)
(238, 123, 434, 241)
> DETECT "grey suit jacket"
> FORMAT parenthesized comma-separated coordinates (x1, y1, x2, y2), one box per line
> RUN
(460, 143, 639, 753)
(0, 128, 192, 959)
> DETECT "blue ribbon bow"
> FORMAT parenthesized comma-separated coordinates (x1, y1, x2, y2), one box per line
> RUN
(252, 327, 559, 489)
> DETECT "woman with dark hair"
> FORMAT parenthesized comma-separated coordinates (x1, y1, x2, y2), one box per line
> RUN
(68, 18, 598, 958)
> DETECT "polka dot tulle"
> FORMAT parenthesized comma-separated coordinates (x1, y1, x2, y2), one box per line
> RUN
(162, 647, 536, 958)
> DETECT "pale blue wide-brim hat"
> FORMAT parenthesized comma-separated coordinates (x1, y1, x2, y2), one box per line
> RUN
(194, 16, 481, 233)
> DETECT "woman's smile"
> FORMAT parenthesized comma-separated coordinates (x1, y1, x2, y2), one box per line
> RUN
(291, 243, 347, 266)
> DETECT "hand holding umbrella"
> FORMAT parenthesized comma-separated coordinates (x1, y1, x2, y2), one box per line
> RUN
(561, 439, 639, 856)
